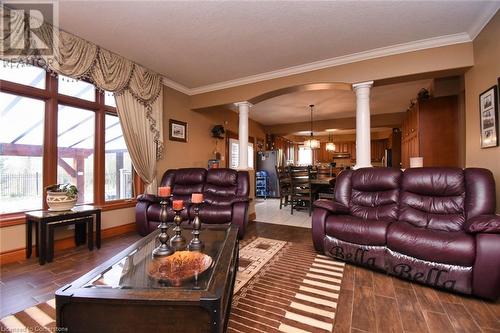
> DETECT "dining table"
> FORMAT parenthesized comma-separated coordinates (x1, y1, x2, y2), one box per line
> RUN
(310, 176, 335, 185)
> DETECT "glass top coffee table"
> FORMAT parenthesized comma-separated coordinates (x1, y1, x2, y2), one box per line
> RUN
(56, 225, 239, 333)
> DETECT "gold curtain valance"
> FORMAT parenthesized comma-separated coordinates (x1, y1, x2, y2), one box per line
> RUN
(1, 7, 163, 105)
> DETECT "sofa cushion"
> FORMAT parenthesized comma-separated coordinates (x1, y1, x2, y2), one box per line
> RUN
(387, 221, 475, 267)
(349, 168, 402, 221)
(204, 169, 239, 205)
(325, 215, 391, 246)
(167, 168, 207, 201)
(146, 204, 189, 222)
(197, 204, 232, 224)
(400, 168, 465, 231)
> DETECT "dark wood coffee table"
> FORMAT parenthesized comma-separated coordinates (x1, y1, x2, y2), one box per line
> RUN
(55, 225, 239, 333)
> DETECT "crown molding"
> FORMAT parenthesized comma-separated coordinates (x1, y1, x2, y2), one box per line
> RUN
(161, 76, 191, 95)
(468, 3, 500, 40)
(161, 32, 472, 96)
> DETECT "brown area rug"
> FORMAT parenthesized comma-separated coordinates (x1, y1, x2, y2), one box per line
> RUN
(0, 238, 344, 333)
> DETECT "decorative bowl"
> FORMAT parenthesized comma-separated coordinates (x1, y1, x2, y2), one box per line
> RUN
(46, 191, 77, 211)
(148, 251, 213, 286)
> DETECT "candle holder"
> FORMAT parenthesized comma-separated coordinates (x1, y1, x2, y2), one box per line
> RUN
(188, 202, 204, 251)
(170, 206, 187, 251)
(152, 196, 175, 257)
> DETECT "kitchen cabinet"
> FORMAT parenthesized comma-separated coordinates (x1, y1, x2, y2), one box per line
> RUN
(401, 96, 459, 168)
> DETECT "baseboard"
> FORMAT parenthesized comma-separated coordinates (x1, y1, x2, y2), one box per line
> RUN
(249, 212, 256, 221)
(0, 222, 137, 266)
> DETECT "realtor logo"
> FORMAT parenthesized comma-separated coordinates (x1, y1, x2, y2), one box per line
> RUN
(0, 1, 59, 58)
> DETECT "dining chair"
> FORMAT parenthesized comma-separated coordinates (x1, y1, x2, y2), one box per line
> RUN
(288, 166, 313, 216)
(276, 166, 291, 209)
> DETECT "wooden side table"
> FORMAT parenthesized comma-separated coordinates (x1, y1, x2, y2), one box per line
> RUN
(25, 205, 101, 265)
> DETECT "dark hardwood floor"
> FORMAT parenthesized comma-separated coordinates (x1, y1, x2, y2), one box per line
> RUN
(1, 221, 500, 333)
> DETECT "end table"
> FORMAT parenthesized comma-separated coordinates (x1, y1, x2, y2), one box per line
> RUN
(25, 205, 101, 265)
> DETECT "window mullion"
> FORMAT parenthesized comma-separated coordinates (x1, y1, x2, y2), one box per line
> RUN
(42, 73, 58, 210)
(94, 92, 106, 206)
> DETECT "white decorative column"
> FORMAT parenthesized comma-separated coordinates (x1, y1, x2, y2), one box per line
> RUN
(235, 101, 252, 169)
(352, 81, 374, 169)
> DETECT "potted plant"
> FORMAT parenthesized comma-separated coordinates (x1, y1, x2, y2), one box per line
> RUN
(45, 183, 79, 211)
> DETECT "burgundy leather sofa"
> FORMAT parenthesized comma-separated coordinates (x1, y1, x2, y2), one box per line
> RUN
(312, 167, 500, 299)
(136, 168, 249, 238)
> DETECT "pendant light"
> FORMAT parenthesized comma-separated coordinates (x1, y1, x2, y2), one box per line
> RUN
(303, 104, 320, 149)
(326, 133, 335, 151)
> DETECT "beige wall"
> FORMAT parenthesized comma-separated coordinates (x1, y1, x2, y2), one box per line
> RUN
(191, 43, 474, 109)
(157, 87, 266, 175)
(0, 207, 135, 253)
(157, 87, 266, 217)
(465, 11, 500, 213)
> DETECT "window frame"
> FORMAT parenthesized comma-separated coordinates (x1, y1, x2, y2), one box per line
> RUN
(0, 70, 142, 226)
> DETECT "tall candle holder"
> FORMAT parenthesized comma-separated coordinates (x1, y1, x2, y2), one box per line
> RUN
(188, 201, 204, 251)
(152, 196, 175, 257)
(170, 206, 187, 251)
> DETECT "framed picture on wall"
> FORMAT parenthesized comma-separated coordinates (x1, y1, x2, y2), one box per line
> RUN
(169, 119, 187, 142)
(479, 85, 499, 148)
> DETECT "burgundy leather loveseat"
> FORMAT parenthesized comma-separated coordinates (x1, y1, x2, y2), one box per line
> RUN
(136, 168, 249, 238)
(312, 167, 500, 299)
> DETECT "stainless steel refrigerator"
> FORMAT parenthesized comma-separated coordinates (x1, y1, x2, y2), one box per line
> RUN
(256, 150, 280, 197)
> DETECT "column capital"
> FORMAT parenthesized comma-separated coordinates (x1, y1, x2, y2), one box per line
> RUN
(352, 81, 374, 90)
(234, 101, 253, 109)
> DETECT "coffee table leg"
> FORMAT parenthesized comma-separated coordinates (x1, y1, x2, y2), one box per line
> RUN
(26, 218, 32, 259)
(47, 226, 54, 263)
(35, 221, 39, 257)
(96, 211, 101, 249)
(39, 222, 46, 265)
(88, 218, 94, 251)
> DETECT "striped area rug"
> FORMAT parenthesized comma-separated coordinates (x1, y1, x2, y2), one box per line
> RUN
(229, 238, 344, 333)
(0, 238, 344, 333)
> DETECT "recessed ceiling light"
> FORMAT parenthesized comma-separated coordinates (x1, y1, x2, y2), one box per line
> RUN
(325, 129, 337, 132)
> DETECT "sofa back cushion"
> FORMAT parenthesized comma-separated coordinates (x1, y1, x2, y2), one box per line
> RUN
(465, 168, 496, 219)
(161, 168, 206, 201)
(349, 168, 402, 221)
(204, 168, 239, 205)
(334, 170, 353, 207)
(399, 168, 465, 231)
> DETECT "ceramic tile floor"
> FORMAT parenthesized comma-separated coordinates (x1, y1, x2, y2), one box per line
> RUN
(254, 198, 311, 228)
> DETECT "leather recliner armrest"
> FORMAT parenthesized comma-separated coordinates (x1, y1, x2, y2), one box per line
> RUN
(230, 196, 250, 204)
(464, 214, 500, 234)
(137, 194, 160, 203)
(313, 199, 350, 214)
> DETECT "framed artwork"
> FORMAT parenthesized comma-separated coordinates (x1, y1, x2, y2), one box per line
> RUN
(479, 85, 498, 148)
(169, 119, 187, 142)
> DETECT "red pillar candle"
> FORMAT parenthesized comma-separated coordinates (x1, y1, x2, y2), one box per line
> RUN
(172, 200, 183, 210)
(158, 186, 171, 197)
(191, 193, 204, 204)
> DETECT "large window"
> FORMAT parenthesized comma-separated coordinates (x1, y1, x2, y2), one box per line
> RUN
(105, 114, 133, 200)
(57, 105, 95, 204)
(0, 60, 46, 89)
(0, 62, 138, 218)
(58, 75, 95, 101)
(0, 92, 45, 213)
(298, 146, 313, 166)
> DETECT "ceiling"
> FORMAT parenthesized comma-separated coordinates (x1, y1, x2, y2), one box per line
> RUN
(250, 79, 432, 125)
(54, 1, 499, 91)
